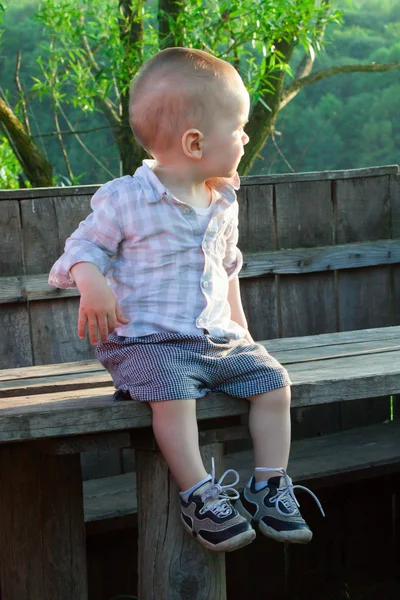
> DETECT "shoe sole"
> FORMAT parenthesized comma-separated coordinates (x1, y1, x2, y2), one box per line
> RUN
(236, 500, 313, 545)
(181, 515, 256, 552)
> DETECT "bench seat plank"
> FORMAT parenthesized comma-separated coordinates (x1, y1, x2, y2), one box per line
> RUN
(2, 326, 400, 398)
(2, 337, 400, 397)
(0, 348, 400, 442)
(83, 420, 400, 523)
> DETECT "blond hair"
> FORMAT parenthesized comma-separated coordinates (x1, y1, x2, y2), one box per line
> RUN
(129, 47, 241, 153)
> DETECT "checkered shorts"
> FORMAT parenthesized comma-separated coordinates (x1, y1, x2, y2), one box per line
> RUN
(96, 331, 291, 402)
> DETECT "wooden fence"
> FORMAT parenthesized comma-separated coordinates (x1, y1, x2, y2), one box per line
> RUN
(1, 164, 399, 366)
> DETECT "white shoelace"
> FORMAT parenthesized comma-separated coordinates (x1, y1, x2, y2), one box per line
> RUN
(254, 467, 326, 518)
(199, 457, 240, 518)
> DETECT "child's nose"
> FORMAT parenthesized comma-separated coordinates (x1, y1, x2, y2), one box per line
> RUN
(242, 131, 250, 145)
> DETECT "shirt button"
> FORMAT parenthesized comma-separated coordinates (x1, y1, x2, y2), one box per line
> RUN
(202, 281, 209, 288)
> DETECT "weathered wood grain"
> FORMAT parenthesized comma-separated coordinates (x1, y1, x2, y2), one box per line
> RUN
(335, 176, 391, 243)
(30, 297, 94, 365)
(82, 420, 400, 523)
(237, 184, 275, 253)
(1, 166, 397, 202)
(240, 275, 279, 341)
(279, 271, 336, 337)
(0, 445, 88, 599)
(2, 326, 400, 396)
(338, 266, 392, 331)
(0, 342, 400, 442)
(0, 304, 33, 369)
(53, 195, 92, 250)
(2, 239, 399, 303)
(0, 200, 25, 276)
(136, 443, 226, 600)
(0, 358, 101, 380)
(20, 197, 60, 275)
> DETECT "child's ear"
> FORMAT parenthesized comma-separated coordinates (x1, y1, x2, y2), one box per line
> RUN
(182, 129, 204, 160)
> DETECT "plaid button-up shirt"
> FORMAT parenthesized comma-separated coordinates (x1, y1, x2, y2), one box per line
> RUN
(49, 160, 246, 340)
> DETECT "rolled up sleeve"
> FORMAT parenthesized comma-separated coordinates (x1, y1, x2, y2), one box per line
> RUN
(222, 204, 243, 281)
(48, 182, 123, 289)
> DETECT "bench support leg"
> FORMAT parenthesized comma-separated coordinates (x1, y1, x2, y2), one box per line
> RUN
(0, 444, 88, 600)
(136, 442, 227, 600)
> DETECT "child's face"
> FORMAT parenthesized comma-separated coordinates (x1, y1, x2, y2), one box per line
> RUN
(202, 84, 250, 179)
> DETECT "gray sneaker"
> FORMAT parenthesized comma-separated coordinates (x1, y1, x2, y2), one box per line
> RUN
(180, 459, 256, 552)
(235, 467, 325, 544)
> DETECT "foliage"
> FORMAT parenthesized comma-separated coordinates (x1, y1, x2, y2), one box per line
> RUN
(0, 135, 26, 189)
(0, 0, 399, 187)
(255, 0, 400, 174)
(33, 0, 341, 112)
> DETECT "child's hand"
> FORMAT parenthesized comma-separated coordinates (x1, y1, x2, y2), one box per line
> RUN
(77, 280, 130, 345)
(70, 261, 130, 344)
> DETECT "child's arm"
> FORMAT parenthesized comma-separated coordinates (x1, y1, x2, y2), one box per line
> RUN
(49, 181, 129, 344)
(70, 261, 129, 345)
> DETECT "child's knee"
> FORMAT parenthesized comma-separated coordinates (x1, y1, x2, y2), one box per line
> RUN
(249, 385, 291, 411)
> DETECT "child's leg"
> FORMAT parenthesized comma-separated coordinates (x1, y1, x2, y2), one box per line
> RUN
(247, 385, 291, 481)
(149, 398, 208, 490)
(236, 384, 324, 543)
(149, 397, 256, 552)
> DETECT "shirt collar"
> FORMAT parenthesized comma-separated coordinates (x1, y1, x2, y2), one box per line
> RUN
(135, 159, 240, 204)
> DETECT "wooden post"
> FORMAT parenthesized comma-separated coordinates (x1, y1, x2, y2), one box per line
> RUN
(136, 442, 226, 600)
(0, 443, 88, 600)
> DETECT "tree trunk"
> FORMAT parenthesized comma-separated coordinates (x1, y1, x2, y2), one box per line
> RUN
(117, 89, 148, 176)
(0, 98, 53, 187)
(239, 40, 295, 176)
(158, 0, 184, 48)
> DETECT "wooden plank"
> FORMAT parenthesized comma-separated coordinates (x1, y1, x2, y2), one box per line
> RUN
(82, 420, 400, 523)
(390, 174, 400, 238)
(228, 420, 400, 484)
(30, 297, 95, 365)
(1, 238, 399, 303)
(34, 431, 131, 455)
(280, 272, 336, 337)
(0, 358, 101, 381)
(1, 349, 400, 441)
(0, 304, 33, 369)
(335, 176, 391, 243)
(1, 166, 397, 203)
(0, 184, 100, 200)
(53, 195, 92, 250)
(335, 174, 393, 444)
(0, 370, 112, 397)
(237, 184, 275, 253)
(275, 180, 333, 250)
(0, 324, 399, 377)
(136, 443, 226, 600)
(276, 179, 335, 339)
(83, 471, 137, 522)
(338, 266, 392, 331)
(2, 327, 400, 396)
(0, 274, 80, 303)
(0, 445, 88, 600)
(0, 200, 25, 276)
(20, 197, 60, 275)
(275, 179, 337, 437)
(240, 276, 279, 341)
(258, 325, 400, 351)
(240, 239, 400, 277)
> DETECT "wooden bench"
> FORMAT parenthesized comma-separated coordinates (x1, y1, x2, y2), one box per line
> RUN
(1, 326, 399, 599)
(1, 165, 399, 598)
